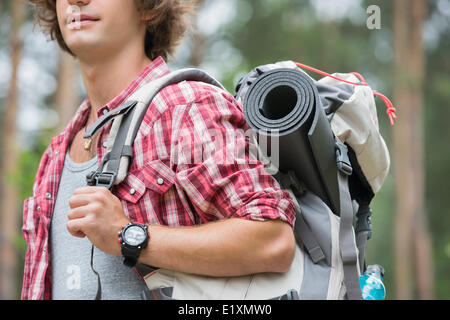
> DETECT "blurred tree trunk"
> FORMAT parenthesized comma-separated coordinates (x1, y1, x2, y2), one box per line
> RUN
(321, 20, 340, 71)
(393, 0, 433, 300)
(0, 0, 3, 34)
(54, 51, 80, 133)
(0, 0, 26, 300)
(189, 28, 206, 67)
(189, 0, 206, 67)
(409, 0, 434, 300)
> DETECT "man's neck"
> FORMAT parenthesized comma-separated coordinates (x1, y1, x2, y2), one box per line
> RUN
(78, 47, 152, 123)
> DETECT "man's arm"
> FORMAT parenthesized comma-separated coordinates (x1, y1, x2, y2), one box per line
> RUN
(140, 217, 295, 276)
(67, 187, 296, 276)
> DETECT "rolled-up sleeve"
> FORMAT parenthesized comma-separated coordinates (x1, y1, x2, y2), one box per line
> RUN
(172, 87, 296, 228)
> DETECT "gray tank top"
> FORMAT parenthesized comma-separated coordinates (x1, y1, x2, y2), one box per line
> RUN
(50, 151, 147, 300)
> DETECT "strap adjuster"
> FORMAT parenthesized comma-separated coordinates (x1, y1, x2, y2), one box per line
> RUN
(86, 171, 117, 190)
(356, 204, 373, 240)
(335, 143, 353, 176)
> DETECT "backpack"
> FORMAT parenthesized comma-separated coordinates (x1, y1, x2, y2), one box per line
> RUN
(84, 61, 392, 300)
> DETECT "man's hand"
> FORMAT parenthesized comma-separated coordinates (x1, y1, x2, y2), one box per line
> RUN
(67, 186, 130, 256)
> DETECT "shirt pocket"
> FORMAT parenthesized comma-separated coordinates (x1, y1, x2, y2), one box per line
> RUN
(114, 159, 177, 221)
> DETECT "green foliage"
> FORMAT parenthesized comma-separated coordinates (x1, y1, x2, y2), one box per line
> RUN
(15, 130, 54, 199)
(425, 28, 450, 299)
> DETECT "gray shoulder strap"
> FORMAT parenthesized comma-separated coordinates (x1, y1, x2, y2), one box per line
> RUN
(335, 142, 363, 300)
(85, 68, 225, 187)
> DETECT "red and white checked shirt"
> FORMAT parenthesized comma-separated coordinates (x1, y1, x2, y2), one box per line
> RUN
(21, 56, 296, 300)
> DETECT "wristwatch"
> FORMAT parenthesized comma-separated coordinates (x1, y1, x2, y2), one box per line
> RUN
(118, 222, 150, 268)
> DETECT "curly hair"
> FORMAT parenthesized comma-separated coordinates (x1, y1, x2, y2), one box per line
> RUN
(28, 0, 196, 61)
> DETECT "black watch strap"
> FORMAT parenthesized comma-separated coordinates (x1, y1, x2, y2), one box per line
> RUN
(119, 223, 149, 268)
(121, 245, 141, 268)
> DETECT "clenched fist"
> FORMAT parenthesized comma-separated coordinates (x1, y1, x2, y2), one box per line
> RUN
(67, 186, 131, 256)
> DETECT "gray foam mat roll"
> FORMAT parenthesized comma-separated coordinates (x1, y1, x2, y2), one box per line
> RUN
(242, 68, 341, 215)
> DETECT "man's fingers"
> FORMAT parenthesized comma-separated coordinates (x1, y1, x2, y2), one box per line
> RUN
(67, 206, 88, 221)
(72, 231, 86, 238)
(68, 194, 92, 209)
(67, 218, 87, 238)
(73, 186, 109, 195)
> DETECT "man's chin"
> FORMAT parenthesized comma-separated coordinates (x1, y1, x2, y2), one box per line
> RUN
(66, 41, 104, 59)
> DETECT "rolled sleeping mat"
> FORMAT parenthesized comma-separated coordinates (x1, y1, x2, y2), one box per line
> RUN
(241, 68, 341, 216)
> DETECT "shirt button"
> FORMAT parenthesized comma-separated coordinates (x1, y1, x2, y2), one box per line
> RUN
(102, 108, 109, 115)
(157, 178, 164, 186)
(36, 206, 41, 212)
(46, 192, 52, 199)
(130, 188, 136, 195)
(102, 141, 108, 148)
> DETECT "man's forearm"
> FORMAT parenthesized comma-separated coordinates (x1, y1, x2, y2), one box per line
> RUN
(67, 187, 296, 277)
(138, 218, 296, 277)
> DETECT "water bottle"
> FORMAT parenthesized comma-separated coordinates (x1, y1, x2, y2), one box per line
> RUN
(359, 265, 386, 300)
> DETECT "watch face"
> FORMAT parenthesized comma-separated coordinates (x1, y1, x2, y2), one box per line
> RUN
(124, 225, 147, 246)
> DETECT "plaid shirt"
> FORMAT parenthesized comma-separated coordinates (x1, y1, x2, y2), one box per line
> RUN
(21, 56, 296, 300)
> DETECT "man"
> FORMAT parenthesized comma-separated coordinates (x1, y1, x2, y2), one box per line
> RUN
(22, 0, 296, 300)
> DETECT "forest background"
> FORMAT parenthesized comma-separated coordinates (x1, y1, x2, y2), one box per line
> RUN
(0, 0, 448, 300)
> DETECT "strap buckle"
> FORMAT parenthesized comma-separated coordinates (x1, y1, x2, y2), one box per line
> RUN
(335, 142, 353, 176)
(356, 204, 373, 240)
(86, 171, 117, 190)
